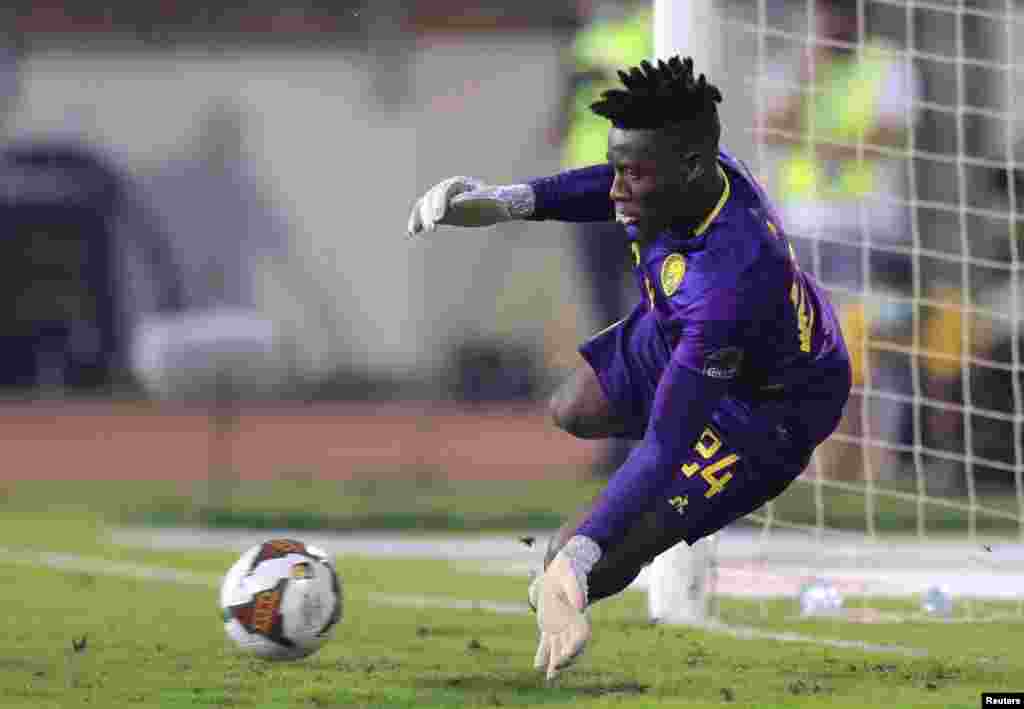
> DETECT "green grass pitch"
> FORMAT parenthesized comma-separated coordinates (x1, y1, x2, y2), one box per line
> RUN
(0, 489, 1021, 709)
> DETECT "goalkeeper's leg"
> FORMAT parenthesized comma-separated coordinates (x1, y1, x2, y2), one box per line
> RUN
(551, 304, 663, 442)
(543, 429, 810, 604)
(549, 362, 632, 440)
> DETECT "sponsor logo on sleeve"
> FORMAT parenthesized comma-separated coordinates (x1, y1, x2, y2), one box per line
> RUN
(703, 347, 743, 380)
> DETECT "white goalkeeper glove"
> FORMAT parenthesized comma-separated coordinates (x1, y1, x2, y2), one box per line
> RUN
(406, 176, 535, 239)
(531, 535, 601, 680)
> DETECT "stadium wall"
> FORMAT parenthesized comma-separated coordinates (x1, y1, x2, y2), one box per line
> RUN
(5, 37, 584, 384)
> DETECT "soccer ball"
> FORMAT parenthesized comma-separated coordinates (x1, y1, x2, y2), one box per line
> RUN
(219, 538, 343, 660)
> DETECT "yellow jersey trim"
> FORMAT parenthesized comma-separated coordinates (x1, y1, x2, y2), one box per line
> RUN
(693, 164, 731, 237)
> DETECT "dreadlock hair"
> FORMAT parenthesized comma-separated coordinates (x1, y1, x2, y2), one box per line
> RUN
(590, 56, 722, 146)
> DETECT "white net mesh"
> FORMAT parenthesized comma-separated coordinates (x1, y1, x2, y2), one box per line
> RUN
(663, 0, 1024, 622)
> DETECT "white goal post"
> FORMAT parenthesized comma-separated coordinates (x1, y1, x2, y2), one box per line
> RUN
(647, 0, 719, 625)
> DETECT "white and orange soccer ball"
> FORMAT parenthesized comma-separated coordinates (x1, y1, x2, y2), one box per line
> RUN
(219, 539, 343, 660)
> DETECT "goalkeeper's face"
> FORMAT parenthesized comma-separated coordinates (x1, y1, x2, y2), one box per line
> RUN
(607, 126, 711, 239)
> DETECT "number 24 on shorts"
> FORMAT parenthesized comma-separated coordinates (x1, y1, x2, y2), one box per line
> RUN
(668, 427, 739, 515)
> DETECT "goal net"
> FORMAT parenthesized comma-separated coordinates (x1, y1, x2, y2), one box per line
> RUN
(649, 0, 1024, 625)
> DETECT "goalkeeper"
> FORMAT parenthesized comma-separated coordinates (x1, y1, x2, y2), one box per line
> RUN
(407, 57, 851, 680)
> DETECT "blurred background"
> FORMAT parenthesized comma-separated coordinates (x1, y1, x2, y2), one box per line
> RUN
(3, 0, 1024, 566)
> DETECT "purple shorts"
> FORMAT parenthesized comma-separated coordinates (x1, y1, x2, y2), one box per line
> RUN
(579, 304, 846, 544)
(655, 419, 810, 544)
(579, 303, 670, 441)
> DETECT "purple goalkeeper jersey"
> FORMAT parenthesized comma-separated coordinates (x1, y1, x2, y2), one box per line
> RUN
(529, 149, 847, 439)
(526, 148, 851, 549)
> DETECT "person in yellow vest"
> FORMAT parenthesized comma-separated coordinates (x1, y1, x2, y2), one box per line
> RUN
(564, 2, 653, 172)
(760, 0, 921, 482)
(558, 0, 653, 476)
(761, 0, 919, 293)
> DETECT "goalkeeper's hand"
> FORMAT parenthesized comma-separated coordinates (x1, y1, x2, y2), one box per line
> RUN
(406, 176, 534, 239)
(532, 536, 601, 680)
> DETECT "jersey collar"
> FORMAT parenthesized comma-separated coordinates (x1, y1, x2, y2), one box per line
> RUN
(655, 163, 731, 249)
(693, 163, 731, 236)
(629, 162, 733, 256)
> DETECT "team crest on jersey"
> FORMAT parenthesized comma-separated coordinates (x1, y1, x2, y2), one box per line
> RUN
(660, 253, 686, 296)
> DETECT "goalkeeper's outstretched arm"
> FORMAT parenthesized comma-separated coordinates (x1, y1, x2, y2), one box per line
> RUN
(531, 354, 729, 680)
(406, 164, 615, 238)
